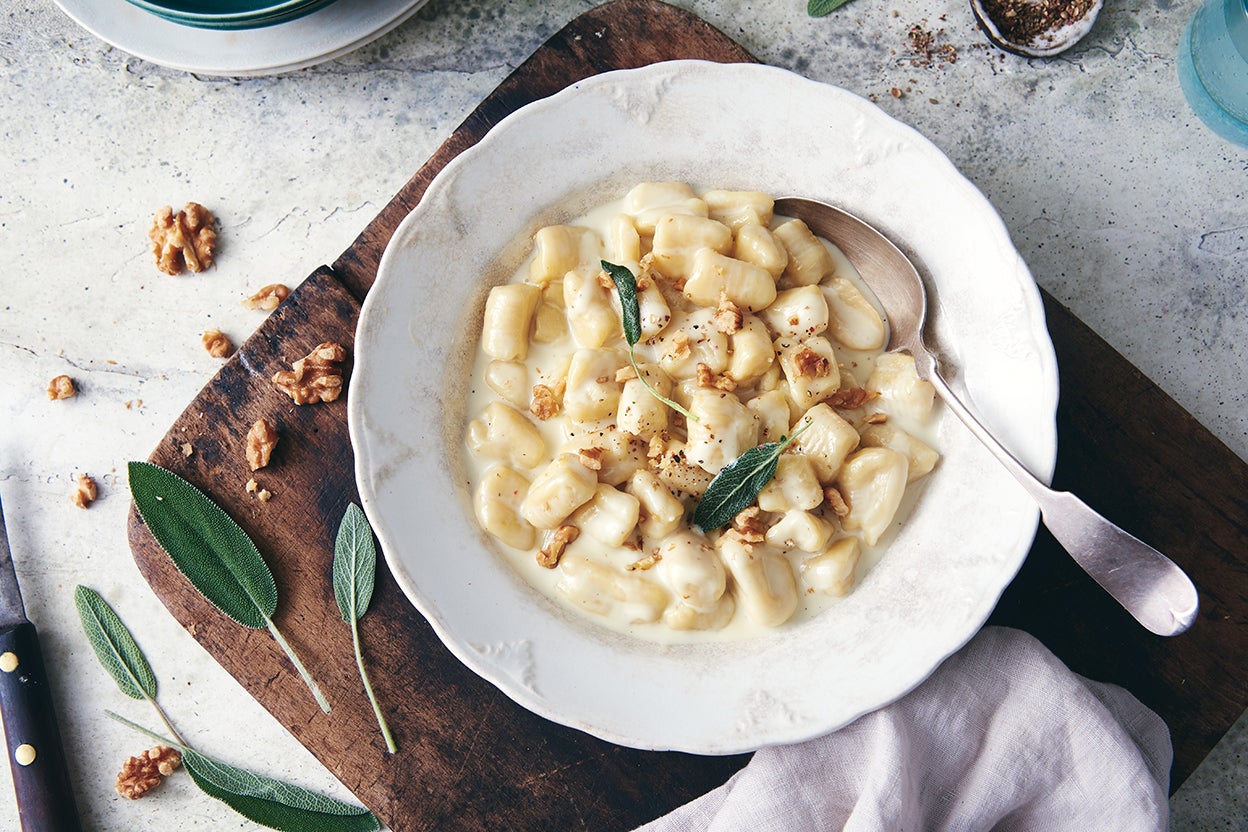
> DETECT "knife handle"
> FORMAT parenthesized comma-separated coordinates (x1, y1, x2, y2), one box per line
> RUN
(0, 622, 82, 832)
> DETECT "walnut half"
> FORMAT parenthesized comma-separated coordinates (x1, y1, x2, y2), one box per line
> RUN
(116, 745, 181, 800)
(149, 203, 217, 275)
(46, 375, 76, 400)
(272, 342, 347, 405)
(243, 283, 291, 311)
(202, 329, 233, 358)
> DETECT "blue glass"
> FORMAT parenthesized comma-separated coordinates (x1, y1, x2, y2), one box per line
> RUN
(1178, 0, 1248, 145)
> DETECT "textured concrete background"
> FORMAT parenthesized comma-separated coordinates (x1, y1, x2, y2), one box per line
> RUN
(1, 0, 1245, 828)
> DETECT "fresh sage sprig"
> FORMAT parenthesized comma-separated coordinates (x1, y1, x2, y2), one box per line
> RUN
(75, 585, 184, 745)
(127, 461, 330, 714)
(808, 0, 858, 17)
(692, 419, 814, 531)
(105, 711, 379, 832)
(601, 259, 698, 422)
(333, 503, 396, 753)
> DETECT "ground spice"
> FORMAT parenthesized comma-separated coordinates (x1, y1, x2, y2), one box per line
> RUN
(906, 24, 959, 68)
(980, 0, 1096, 43)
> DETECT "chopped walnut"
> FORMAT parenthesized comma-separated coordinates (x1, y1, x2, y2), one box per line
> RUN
(46, 375, 76, 400)
(864, 412, 888, 425)
(245, 478, 259, 493)
(597, 270, 616, 290)
(181, 442, 194, 458)
(537, 525, 579, 569)
(695, 362, 737, 392)
(664, 331, 692, 362)
(615, 365, 638, 383)
(794, 347, 831, 378)
(826, 387, 877, 409)
(242, 283, 291, 311)
(712, 297, 744, 334)
(116, 745, 181, 800)
(272, 342, 346, 405)
(257, 488, 273, 503)
(824, 487, 850, 517)
(577, 447, 605, 471)
(646, 432, 670, 463)
(149, 203, 217, 275)
(530, 384, 560, 421)
(69, 474, 97, 509)
(245, 418, 278, 471)
(732, 506, 767, 543)
(626, 552, 663, 571)
(202, 329, 233, 358)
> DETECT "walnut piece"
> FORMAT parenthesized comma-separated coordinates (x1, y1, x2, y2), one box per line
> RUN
(712, 298, 744, 334)
(245, 418, 278, 471)
(530, 383, 560, 421)
(695, 362, 737, 392)
(242, 283, 291, 311)
(732, 506, 766, 543)
(794, 347, 831, 378)
(577, 447, 605, 471)
(864, 412, 888, 425)
(825, 387, 876, 409)
(626, 552, 662, 572)
(149, 203, 217, 275)
(202, 329, 233, 358)
(537, 525, 579, 569)
(824, 486, 850, 517)
(116, 745, 182, 800)
(181, 442, 194, 457)
(69, 474, 97, 509)
(46, 375, 76, 400)
(272, 342, 346, 405)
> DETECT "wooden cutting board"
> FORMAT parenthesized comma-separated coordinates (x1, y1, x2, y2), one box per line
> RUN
(128, 1, 1248, 828)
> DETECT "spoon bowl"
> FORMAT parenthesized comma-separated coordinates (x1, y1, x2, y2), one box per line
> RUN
(776, 197, 1200, 637)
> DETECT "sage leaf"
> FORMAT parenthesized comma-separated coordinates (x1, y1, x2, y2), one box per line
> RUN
(808, 0, 857, 17)
(334, 504, 397, 753)
(183, 750, 380, 832)
(693, 419, 814, 531)
(333, 503, 376, 623)
(128, 461, 275, 629)
(74, 585, 155, 701)
(601, 260, 698, 422)
(128, 461, 330, 714)
(601, 260, 641, 346)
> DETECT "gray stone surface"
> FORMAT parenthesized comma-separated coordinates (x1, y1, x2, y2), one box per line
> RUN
(0, 0, 1244, 828)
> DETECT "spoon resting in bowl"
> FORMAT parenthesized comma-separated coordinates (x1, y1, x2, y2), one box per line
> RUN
(775, 197, 1200, 637)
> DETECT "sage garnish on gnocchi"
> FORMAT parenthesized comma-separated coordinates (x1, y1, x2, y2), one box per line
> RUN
(466, 183, 940, 640)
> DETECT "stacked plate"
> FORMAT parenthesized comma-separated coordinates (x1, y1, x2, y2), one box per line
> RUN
(121, 0, 338, 30)
(54, 0, 431, 74)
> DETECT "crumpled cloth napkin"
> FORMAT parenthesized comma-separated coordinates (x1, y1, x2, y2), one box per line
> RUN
(636, 626, 1171, 832)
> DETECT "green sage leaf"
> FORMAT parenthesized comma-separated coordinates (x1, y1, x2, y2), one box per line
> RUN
(74, 585, 156, 701)
(808, 0, 857, 17)
(182, 750, 379, 832)
(693, 420, 814, 531)
(128, 461, 277, 629)
(333, 503, 376, 624)
(601, 260, 641, 346)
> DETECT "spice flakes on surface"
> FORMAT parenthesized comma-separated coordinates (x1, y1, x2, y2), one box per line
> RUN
(906, 23, 959, 68)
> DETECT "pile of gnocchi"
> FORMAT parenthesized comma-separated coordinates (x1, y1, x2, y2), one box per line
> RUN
(466, 183, 939, 640)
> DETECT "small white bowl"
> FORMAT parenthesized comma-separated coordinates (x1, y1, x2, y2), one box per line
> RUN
(350, 61, 1058, 754)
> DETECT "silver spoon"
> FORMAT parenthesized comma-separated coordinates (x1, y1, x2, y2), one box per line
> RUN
(776, 197, 1200, 637)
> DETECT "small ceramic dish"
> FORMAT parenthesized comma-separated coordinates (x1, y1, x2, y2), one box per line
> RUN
(122, 0, 334, 30)
(350, 61, 1059, 754)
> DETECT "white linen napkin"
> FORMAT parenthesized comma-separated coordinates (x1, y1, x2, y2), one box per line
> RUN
(636, 626, 1171, 832)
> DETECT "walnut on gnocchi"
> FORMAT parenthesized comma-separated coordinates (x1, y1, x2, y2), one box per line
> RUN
(466, 183, 939, 640)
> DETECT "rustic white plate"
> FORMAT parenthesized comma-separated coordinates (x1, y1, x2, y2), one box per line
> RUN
(350, 61, 1059, 754)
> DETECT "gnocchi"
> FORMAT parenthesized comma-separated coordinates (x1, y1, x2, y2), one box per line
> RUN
(465, 184, 940, 642)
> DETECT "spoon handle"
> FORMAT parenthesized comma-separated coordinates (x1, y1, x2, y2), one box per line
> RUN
(923, 358, 1199, 636)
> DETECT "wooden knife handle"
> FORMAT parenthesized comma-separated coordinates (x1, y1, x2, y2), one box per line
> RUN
(0, 622, 82, 832)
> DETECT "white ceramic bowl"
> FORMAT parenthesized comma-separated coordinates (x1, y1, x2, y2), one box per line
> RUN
(350, 61, 1059, 754)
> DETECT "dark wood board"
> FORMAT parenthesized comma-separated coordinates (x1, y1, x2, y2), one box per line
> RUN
(126, 1, 1248, 829)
